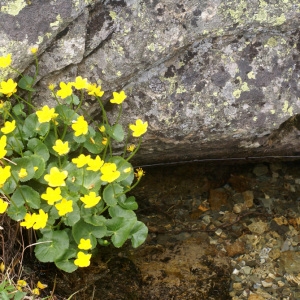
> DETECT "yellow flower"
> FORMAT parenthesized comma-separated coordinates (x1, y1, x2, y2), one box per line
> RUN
(0, 135, 7, 159)
(20, 213, 36, 229)
(37, 281, 47, 289)
(55, 198, 73, 216)
(1, 120, 16, 134)
(32, 288, 40, 295)
(33, 209, 48, 230)
(126, 144, 135, 152)
(73, 76, 88, 90)
(86, 155, 104, 172)
(20, 210, 48, 230)
(87, 83, 104, 97)
(100, 163, 120, 183)
(17, 280, 27, 288)
(72, 154, 91, 168)
(53, 139, 70, 156)
(0, 54, 12, 68)
(56, 82, 73, 99)
(0, 165, 11, 187)
(0, 199, 8, 214)
(80, 192, 101, 208)
(102, 137, 108, 145)
(78, 238, 92, 250)
(129, 119, 148, 137)
(44, 167, 68, 187)
(36, 105, 58, 123)
(30, 47, 38, 54)
(41, 187, 62, 205)
(0, 79, 17, 97)
(110, 90, 127, 104)
(99, 125, 105, 133)
(134, 167, 145, 179)
(48, 83, 56, 91)
(72, 116, 88, 136)
(74, 251, 92, 267)
(18, 168, 28, 179)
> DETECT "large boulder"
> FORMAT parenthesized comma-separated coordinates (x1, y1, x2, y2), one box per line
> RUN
(1, 0, 300, 165)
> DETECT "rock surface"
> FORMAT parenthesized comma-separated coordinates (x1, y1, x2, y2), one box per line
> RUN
(1, 0, 300, 164)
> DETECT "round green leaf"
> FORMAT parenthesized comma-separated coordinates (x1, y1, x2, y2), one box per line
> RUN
(110, 124, 124, 142)
(27, 138, 50, 162)
(54, 248, 78, 273)
(118, 195, 138, 210)
(11, 157, 35, 182)
(35, 230, 70, 262)
(108, 205, 136, 219)
(83, 132, 105, 154)
(103, 183, 123, 206)
(72, 219, 106, 245)
(109, 156, 134, 183)
(23, 114, 49, 138)
(6, 136, 24, 154)
(18, 75, 35, 92)
(7, 205, 27, 221)
(130, 221, 148, 248)
(12, 185, 40, 209)
(106, 217, 136, 248)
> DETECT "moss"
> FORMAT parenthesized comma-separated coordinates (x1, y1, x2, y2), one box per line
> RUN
(147, 43, 156, 52)
(266, 37, 277, 47)
(247, 71, 256, 79)
(50, 15, 63, 28)
(233, 89, 242, 98)
(0, 0, 27, 16)
(109, 11, 117, 20)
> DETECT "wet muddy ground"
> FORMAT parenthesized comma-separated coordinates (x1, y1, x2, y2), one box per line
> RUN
(24, 159, 300, 299)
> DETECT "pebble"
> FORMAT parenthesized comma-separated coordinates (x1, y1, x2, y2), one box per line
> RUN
(253, 164, 269, 176)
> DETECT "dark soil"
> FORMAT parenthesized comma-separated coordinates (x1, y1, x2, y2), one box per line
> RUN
(12, 159, 300, 299)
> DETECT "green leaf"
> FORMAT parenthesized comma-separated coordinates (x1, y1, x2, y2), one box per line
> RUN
(14, 291, 27, 300)
(103, 183, 123, 206)
(35, 230, 69, 262)
(6, 136, 24, 154)
(54, 248, 78, 273)
(83, 170, 102, 192)
(30, 154, 46, 179)
(109, 205, 136, 219)
(0, 175, 17, 194)
(6, 205, 26, 221)
(109, 156, 134, 183)
(110, 124, 124, 142)
(64, 202, 80, 227)
(118, 195, 138, 210)
(11, 157, 35, 182)
(73, 134, 86, 143)
(23, 114, 49, 138)
(18, 75, 35, 92)
(83, 131, 105, 154)
(106, 217, 136, 248)
(27, 138, 50, 162)
(83, 214, 106, 226)
(55, 105, 77, 125)
(12, 103, 26, 117)
(12, 185, 40, 209)
(72, 219, 106, 245)
(130, 221, 148, 248)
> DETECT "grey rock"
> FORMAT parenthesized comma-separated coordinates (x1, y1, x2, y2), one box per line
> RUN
(1, 0, 300, 164)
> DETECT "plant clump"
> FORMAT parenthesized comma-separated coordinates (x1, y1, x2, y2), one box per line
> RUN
(0, 49, 148, 274)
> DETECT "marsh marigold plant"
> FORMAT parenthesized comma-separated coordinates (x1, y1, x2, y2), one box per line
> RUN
(0, 52, 148, 272)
